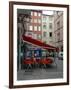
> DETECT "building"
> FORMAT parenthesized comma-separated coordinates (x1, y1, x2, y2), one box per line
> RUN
(42, 14, 48, 44)
(47, 15, 54, 46)
(54, 11, 63, 51)
(42, 13, 55, 46)
(26, 10, 42, 41)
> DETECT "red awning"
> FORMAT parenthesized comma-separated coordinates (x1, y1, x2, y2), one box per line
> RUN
(22, 35, 56, 50)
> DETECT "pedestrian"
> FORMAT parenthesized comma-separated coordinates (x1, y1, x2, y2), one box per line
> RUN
(53, 50, 57, 67)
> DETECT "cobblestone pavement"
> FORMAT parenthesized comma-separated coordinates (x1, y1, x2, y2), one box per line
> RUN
(17, 58, 63, 80)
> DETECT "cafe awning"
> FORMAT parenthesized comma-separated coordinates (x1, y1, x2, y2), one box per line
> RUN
(22, 35, 56, 50)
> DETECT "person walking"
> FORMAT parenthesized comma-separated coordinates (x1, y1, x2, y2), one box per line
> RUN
(53, 50, 57, 67)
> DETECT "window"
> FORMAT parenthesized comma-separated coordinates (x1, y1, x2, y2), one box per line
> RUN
(38, 13, 41, 16)
(57, 21, 60, 29)
(57, 11, 59, 15)
(34, 12, 37, 16)
(31, 12, 33, 16)
(38, 19, 41, 23)
(34, 26, 37, 31)
(43, 16, 46, 20)
(34, 34, 37, 39)
(49, 16, 52, 21)
(43, 24, 47, 29)
(57, 32, 60, 36)
(43, 32, 46, 37)
(29, 26, 33, 31)
(57, 32, 60, 41)
(38, 26, 41, 31)
(49, 23, 52, 29)
(28, 33, 32, 35)
(37, 34, 41, 40)
(49, 32, 52, 37)
(34, 19, 37, 23)
(57, 11, 60, 15)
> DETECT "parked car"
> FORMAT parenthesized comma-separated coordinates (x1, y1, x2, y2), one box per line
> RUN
(58, 52, 63, 60)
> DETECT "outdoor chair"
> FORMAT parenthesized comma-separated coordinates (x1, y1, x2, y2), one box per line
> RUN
(40, 58, 53, 68)
(23, 59, 34, 69)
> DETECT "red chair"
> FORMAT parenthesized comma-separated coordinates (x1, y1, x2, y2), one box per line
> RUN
(23, 59, 34, 69)
(40, 58, 53, 68)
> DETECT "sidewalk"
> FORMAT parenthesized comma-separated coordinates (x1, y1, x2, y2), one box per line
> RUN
(17, 58, 63, 80)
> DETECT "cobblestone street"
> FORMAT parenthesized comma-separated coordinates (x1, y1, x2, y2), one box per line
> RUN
(17, 58, 63, 80)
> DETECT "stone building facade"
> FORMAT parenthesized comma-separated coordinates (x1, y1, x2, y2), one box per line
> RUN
(42, 14, 55, 46)
(54, 11, 63, 51)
